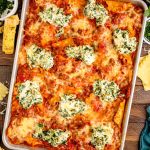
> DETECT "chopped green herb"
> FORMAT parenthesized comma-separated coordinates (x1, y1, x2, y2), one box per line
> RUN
(33, 124, 70, 147)
(144, 6, 150, 17)
(39, 3, 72, 27)
(66, 45, 96, 65)
(93, 80, 120, 102)
(17, 80, 43, 109)
(59, 94, 87, 118)
(91, 124, 113, 150)
(26, 44, 54, 70)
(84, 0, 109, 26)
(113, 29, 137, 54)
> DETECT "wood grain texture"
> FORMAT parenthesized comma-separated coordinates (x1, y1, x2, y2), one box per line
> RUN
(0, 0, 149, 149)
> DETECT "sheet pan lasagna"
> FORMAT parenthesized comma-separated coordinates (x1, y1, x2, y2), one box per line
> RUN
(7, 0, 143, 149)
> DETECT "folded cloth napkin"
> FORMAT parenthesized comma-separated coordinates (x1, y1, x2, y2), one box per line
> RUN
(139, 106, 150, 150)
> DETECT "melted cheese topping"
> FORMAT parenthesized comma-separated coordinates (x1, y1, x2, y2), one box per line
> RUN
(7, 0, 143, 149)
(72, 18, 91, 31)
(7, 118, 37, 142)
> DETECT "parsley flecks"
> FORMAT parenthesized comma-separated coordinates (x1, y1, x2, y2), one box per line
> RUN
(84, 0, 109, 26)
(58, 94, 87, 118)
(91, 124, 114, 150)
(26, 44, 54, 70)
(18, 80, 43, 109)
(33, 124, 70, 147)
(39, 3, 72, 27)
(66, 45, 96, 65)
(93, 80, 120, 102)
(113, 29, 137, 54)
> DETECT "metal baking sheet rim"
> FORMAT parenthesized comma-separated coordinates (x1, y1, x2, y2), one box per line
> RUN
(2, 0, 148, 150)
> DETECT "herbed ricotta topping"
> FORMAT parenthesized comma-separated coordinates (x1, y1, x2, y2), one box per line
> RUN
(113, 29, 137, 54)
(66, 45, 96, 65)
(17, 80, 43, 109)
(33, 124, 70, 147)
(39, 3, 72, 27)
(59, 94, 87, 118)
(26, 44, 54, 70)
(84, 0, 109, 26)
(91, 123, 114, 150)
(93, 80, 120, 102)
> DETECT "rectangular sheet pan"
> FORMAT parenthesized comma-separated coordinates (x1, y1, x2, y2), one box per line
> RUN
(2, 0, 148, 149)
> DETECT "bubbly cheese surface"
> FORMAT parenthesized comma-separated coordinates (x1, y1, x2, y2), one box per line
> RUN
(7, 117, 37, 142)
(7, 0, 143, 149)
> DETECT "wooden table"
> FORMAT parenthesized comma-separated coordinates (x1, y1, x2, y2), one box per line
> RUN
(0, 1, 150, 150)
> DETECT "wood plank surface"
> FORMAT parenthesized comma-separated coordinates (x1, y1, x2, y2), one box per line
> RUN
(0, 1, 149, 150)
